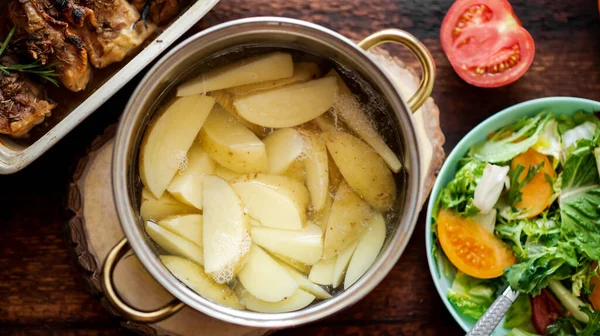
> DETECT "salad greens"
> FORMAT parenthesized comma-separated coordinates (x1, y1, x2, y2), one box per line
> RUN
(433, 110, 600, 335)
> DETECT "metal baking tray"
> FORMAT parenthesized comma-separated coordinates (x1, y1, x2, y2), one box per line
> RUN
(0, 0, 220, 174)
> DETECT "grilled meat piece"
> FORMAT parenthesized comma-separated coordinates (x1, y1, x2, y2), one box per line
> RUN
(8, 0, 92, 92)
(0, 57, 56, 137)
(64, 0, 156, 68)
(132, 0, 179, 25)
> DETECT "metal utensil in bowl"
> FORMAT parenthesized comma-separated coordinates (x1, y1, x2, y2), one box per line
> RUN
(106, 17, 436, 327)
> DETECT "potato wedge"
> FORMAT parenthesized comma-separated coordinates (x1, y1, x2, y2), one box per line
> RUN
(251, 222, 323, 265)
(326, 70, 402, 173)
(161, 256, 243, 309)
(227, 62, 321, 96)
(325, 132, 396, 211)
(202, 176, 250, 280)
(323, 181, 373, 259)
(263, 128, 305, 175)
(302, 130, 329, 211)
(333, 241, 358, 288)
(314, 112, 349, 133)
(158, 214, 203, 246)
(167, 143, 215, 209)
(344, 211, 386, 289)
(177, 52, 294, 95)
(214, 165, 243, 181)
(238, 245, 299, 302)
(200, 105, 267, 173)
(233, 77, 338, 128)
(209, 90, 267, 137)
(308, 257, 336, 285)
(271, 253, 311, 274)
(241, 289, 315, 313)
(309, 194, 333, 232)
(278, 262, 332, 299)
(140, 192, 199, 222)
(140, 95, 215, 198)
(284, 159, 306, 183)
(146, 221, 204, 266)
(231, 174, 309, 230)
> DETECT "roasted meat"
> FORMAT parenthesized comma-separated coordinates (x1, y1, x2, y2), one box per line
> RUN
(8, 0, 92, 92)
(63, 0, 156, 68)
(0, 57, 56, 137)
(132, 0, 179, 25)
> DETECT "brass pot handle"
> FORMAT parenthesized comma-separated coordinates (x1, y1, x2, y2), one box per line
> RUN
(101, 237, 185, 322)
(358, 29, 436, 113)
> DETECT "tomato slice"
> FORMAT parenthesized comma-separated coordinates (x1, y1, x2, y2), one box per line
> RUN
(437, 209, 516, 279)
(440, 0, 535, 88)
(531, 289, 563, 335)
(510, 149, 555, 218)
(589, 262, 600, 310)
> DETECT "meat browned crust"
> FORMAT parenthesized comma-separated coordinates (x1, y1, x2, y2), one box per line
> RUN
(0, 58, 56, 137)
(131, 0, 179, 25)
(8, 0, 92, 92)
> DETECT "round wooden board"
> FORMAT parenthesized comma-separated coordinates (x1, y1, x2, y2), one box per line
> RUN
(66, 53, 444, 336)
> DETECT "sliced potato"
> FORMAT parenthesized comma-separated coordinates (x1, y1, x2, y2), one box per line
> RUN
(140, 192, 199, 222)
(238, 245, 299, 302)
(140, 95, 215, 198)
(167, 143, 215, 209)
(271, 253, 312, 274)
(202, 176, 250, 279)
(278, 262, 332, 299)
(328, 152, 344, 191)
(177, 52, 294, 95)
(263, 128, 305, 175)
(323, 181, 373, 259)
(231, 174, 309, 230)
(161, 256, 243, 309)
(146, 222, 204, 266)
(233, 77, 338, 128)
(308, 257, 336, 285)
(326, 70, 402, 173)
(333, 241, 358, 288)
(314, 112, 349, 133)
(241, 289, 315, 313)
(214, 165, 243, 181)
(309, 194, 333, 232)
(302, 130, 329, 211)
(284, 159, 306, 183)
(200, 105, 267, 173)
(251, 222, 323, 265)
(325, 132, 396, 211)
(227, 62, 321, 96)
(158, 214, 203, 246)
(142, 188, 155, 201)
(344, 211, 386, 289)
(209, 90, 267, 137)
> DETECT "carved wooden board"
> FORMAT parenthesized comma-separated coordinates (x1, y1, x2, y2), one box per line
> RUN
(67, 53, 444, 336)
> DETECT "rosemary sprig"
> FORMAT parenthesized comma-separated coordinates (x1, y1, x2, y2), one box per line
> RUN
(0, 27, 59, 86)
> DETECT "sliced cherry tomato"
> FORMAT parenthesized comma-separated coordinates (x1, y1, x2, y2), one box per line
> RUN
(510, 149, 555, 218)
(437, 209, 516, 279)
(531, 289, 563, 335)
(440, 0, 535, 88)
(589, 262, 600, 310)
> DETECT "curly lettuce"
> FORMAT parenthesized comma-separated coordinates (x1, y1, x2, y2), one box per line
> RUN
(446, 272, 504, 320)
(435, 159, 486, 217)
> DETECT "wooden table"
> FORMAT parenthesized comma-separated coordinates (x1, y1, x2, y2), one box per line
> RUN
(2, 0, 600, 334)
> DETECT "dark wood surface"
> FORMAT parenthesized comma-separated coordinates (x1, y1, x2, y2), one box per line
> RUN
(2, 0, 600, 335)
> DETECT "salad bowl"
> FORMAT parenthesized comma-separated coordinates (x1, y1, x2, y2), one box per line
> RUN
(426, 97, 600, 335)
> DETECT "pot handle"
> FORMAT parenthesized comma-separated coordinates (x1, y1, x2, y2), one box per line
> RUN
(358, 29, 435, 113)
(101, 237, 185, 322)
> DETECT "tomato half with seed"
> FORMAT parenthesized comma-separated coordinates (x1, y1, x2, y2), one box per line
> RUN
(441, 0, 535, 88)
(531, 289, 563, 334)
(511, 149, 555, 218)
(437, 209, 516, 279)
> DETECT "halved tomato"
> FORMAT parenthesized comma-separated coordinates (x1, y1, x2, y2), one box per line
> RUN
(589, 262, 600, 310)
(511, 149, 555, 218)
(437, 209, 516, 279)
(440, 0, 535, 88)
(531, 289, 563, 334)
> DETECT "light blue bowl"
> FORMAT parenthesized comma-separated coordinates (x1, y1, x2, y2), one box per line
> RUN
(425, 97, 600, 335)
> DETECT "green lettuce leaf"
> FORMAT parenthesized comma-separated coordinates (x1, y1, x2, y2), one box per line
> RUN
(579, 306, 600, 336)
(507, 329, 540, 336)
(446, 272, 504, 320)
(546, 307, 600, 336)
(436, 159, 486, 217)
(471, 112, 553, 163)
(504, 294, 533, 329)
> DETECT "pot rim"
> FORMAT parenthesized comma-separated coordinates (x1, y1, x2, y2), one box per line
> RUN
(113, 16, 423, 327)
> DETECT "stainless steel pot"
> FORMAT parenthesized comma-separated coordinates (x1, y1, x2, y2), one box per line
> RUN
(107, 17, 435, 327)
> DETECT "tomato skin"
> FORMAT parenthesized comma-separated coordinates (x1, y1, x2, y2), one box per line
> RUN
(510, 149, 555, 218)
(531, 289, 563, 335)
(437, 209, 516, 279)
(440, 0, 535, 88)
(590, 262, 600, 310)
